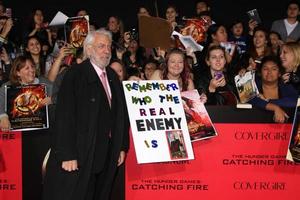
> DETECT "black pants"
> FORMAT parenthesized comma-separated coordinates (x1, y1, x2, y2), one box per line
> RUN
(86, 139, 113, 200)
(85, 168, 111, 200)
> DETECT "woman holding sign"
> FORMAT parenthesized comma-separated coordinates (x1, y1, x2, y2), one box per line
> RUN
(150, 48, 194, 92)
(0, 55, 52, 200)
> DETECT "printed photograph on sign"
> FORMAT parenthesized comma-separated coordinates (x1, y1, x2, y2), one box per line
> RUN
(166, 130, 188, 160)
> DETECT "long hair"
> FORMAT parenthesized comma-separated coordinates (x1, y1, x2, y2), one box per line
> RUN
(162, 49, 191, 91)
(10, 56, 35, 86)
(24, 35, 45, 76)
(248, 26, 272, 59)
(282, 42, 300, 69)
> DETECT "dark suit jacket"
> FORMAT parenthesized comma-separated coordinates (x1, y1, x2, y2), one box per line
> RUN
(43, 59, 129, 200)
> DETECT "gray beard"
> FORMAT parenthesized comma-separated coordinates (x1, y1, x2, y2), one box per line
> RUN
(90, 55, 111, 69)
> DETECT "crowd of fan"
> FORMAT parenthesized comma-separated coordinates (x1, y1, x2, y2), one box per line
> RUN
(0, 0, 300, 124)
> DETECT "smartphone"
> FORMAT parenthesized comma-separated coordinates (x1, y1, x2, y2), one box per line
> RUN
(5, 8, 12, 18)
(214, 71, 223, 80)
(247, 9, 262, 24)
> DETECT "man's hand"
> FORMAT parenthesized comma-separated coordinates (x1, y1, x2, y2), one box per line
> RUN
(0, 116, 11, 132)
(117, 151, 126, 166)
(62, 160, 78, 172)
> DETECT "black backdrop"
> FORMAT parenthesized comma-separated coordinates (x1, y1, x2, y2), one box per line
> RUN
(5, 0, 291, 31)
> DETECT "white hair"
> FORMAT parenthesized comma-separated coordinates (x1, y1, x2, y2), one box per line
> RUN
(83, 28, 112, 59)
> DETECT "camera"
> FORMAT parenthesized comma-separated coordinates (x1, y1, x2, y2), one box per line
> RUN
(129, 28, 138, 41)
(5, 8, 12, 18)
(289, 72, 300, 84)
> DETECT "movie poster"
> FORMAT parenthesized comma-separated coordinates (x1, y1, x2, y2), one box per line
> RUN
(5, 84, 49, 131)
(180, 17, 207, 44)
(287, 97, 300, 163)
(234, 71, 258, 103)
(181, 90, 217, 141)
(123, 80, 194, 164)
(65, 15, 89, 48)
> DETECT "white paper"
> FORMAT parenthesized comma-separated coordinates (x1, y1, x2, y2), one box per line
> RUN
(123, 80, 194, 164)
(49, 11, 69, 26)
(172, 31, 203, 52)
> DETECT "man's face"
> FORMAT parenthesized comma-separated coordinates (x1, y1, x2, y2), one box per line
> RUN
(88, 34, 112, 69)
(196, 2, 209, 14)
(287, 3, 300, 18)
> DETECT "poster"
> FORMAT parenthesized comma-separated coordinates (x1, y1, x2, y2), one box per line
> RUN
(287, 97, 300, 163)
(123, 80, 194, 164)
(181, 89, 217, 141)
(234, 71, 258, 103)
(138, 15, 172, 50)
(65, 15, 89, 48)
(5, 84, 49, 131)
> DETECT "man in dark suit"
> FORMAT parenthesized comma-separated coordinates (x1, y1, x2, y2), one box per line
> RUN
(43, 28, 129, 200)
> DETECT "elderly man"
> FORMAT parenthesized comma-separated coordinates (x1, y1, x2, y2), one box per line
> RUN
(43, 28, 129, 200)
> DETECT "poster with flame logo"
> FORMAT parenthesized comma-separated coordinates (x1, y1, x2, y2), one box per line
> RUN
(65, 15, 89, 49)
(5, 84, 49, 131)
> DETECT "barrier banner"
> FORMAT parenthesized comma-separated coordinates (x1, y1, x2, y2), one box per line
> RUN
(126, 123, 300, 200)
(0, 131, 22, 200)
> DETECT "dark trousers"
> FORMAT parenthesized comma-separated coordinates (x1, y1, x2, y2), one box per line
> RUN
(86, 139, 112, 200)
(85, 170, 108, 200)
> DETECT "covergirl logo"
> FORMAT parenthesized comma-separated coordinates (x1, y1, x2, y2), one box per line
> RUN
(233, 181, 285, 190)
(234, 131, 288, 140)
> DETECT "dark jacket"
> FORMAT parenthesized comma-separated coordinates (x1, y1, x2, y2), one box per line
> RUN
(196, 67, 238, 105)
(43, 59, 129, 200)
(249, 78, 298, 109)
(285, 67, 300, 94)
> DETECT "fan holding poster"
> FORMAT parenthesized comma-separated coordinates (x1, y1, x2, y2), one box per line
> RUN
(123, 80, 194, 164)
(0, 56, 51, 132)
(48, 12, 89, 65)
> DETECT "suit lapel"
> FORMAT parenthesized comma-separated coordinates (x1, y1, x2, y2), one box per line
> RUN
(280, 20, 288, 40)
(107, 68, 118, 111)
(84, 59, 111, 110)
(289, 22, 300, 38)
